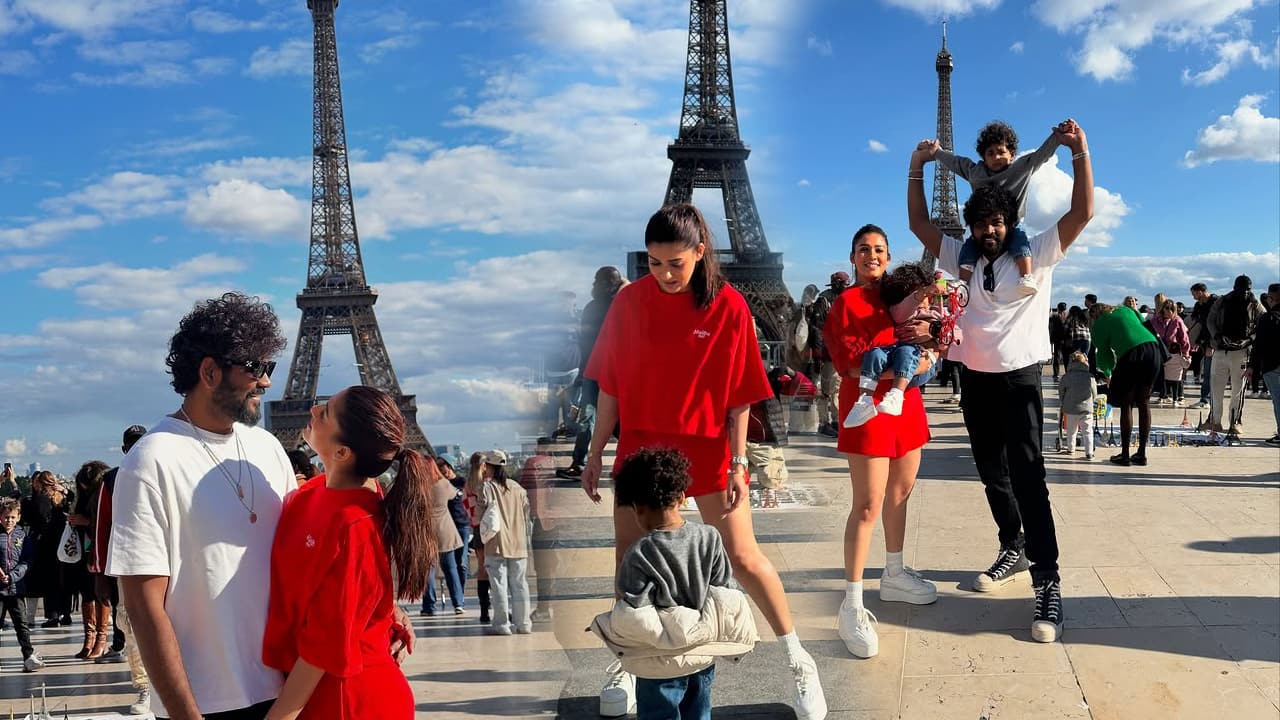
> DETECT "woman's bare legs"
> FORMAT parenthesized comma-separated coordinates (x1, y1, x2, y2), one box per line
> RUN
(844, 454, 890, 582)
(695, 491, 793, 634)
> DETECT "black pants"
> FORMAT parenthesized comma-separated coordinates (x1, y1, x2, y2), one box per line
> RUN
(198, 700, 275, 720)
(1, 595, 34, 658)
(960, 364, 1060, 584)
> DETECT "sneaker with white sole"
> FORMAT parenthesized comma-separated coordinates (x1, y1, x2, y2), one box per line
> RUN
(129, 687, 152, 715)
(972, 547, 1030, 592)
(879, 567, 938, 604)
(23, 652, 45, 672)
(836, 600, 879, 658)
(876, 388, 905, 416)
(1015, 274, 1038, 297)
(1031, 580, 1064, 642)
(599, 660, 636, 717)
(843, 395, 878, 428)
(789, 650, 828, 720)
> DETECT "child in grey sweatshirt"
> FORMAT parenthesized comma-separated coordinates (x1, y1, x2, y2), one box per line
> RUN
(936, 121, 1063, 297)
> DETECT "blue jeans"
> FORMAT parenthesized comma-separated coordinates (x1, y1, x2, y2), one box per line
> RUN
(454, 525, 472, 583)
(1199, 354, 1213, 401)
(425, 550, 465, 612)
(958, 227, 1031, 269)
(636, 665, 715, 720)
(861, 344, 937, 389)
(571, 379, 599, 466)
(1263, 369, 1280, 435)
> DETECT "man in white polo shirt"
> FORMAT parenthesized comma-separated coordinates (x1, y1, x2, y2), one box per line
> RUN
(906, 119, 1094, 644)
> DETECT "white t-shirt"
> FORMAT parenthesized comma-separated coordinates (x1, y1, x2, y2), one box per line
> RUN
(938, 225, 1066, 373)
(106, 415, 295, 717)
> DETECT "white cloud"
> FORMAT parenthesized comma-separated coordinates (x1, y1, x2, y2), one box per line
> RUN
(122, 134, 249, 158)
(188, 7, 275, 33)
(1183, 94, 1280, 167)
(1053, 250, 1280, 307)
(0, 215, 103, 250)
(1023, 154, 1130, 250)
(46, 171, 183, 221)
(807, 34, 833, 56)
(0, 254, 57, 273)
(78, 39, 190, 65)
(3, 439, 26, 457)
(36, 253, 247, 311)
(386, 137, 441, 154)
(246, 39, 311, 79)
(13, 0, 181, 36)
(879, 0, 1002, 19)
(185, 179, 309, 238)
(868, 139, 889, 153)
(1182, 36, 1279, 86)
(1010, 41, 1025, 54)
(37, 442, 64, 456)
(199, 157, 311, 187)
(360, 35, 418, 64)
(797, 178, 811, 187)
(71, 63, 192, 87)
(1031, 0, 1267, 82)
(0, 50, 37, 74)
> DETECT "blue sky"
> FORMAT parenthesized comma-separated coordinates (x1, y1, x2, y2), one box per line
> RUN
(0, 0, 1277, 472)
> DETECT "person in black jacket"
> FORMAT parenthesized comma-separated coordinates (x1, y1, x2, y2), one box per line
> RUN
(1187, 283, 1218, 409)
(1249, 282, 1280, 444)
(558, 267, 626, 479)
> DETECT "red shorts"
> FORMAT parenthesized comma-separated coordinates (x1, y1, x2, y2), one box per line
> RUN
(612, 430, 729, 499)
(836, 380, 931, 459)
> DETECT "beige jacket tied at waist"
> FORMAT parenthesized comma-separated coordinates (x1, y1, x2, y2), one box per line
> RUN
(588, 584, 759, 679)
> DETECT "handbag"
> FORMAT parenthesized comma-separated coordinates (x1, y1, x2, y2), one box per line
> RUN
(57, 524, 82, 564)
(479, 484, 503, 544)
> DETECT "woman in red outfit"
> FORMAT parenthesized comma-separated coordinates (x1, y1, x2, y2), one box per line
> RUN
(581, 204, 827, 720)
(262, 386, 436, 720)
(823, 224, 936, 661)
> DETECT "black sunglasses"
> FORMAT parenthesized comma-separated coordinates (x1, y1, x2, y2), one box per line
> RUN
(223, 359, 277, 379)
(982, 262, 996, 293)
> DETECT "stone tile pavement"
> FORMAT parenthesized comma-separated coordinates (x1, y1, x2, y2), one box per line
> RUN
(2, 375, 1277, 719)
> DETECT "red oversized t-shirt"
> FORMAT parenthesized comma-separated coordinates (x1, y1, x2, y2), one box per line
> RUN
(823, 284, 931, 459)
(262, 477, 412, 719)
(585, 274, 773, 438)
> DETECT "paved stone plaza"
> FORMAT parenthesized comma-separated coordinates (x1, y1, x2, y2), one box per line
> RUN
(2, 376, 1278, 719)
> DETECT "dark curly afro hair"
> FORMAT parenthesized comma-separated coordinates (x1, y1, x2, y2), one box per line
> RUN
(962, 185, 1020, 230)
(613, 447, 693, 510)
(166, 292, 287, 395)
(880, 262, 932, 309)
(976, 121, 1018, 156)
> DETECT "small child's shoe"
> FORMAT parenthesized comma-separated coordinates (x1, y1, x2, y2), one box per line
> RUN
(843, 395, 878, 428)
(1015, 274, 1038, 297)
(876, 388, 905, 416)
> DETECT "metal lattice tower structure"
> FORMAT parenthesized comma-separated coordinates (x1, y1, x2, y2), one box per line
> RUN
(922, 21, 965, 274)
(267, 0, 430, 454)
(628, 0, 793, 341)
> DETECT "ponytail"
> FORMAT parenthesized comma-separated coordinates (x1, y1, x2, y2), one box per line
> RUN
(382, 448, 438, 600)
(645, 204, 725, 310)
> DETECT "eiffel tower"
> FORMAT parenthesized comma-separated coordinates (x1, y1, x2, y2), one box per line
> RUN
(267, 0, 430, 454)
(627, 0, 793, 341)
(922, 21, 965, 274)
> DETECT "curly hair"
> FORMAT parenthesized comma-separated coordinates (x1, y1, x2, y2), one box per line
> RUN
(166, 292, 287, 395)
(976, 121, 1018, 156)
(880, 262, 932, 308)
(962, 185, 1020, 230)
(613, 448, 693, 510)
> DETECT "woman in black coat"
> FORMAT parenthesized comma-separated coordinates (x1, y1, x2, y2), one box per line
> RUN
(24, 471, 73, 627)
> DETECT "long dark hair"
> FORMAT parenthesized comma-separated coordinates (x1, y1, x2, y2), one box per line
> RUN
(74, 461, 110, 515)
(644, 204, 725, 310)
(335, 386, 437, 600)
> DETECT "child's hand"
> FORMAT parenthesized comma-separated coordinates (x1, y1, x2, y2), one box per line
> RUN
(1056, 119, 1086, 151)
(911, 139, 940, 164)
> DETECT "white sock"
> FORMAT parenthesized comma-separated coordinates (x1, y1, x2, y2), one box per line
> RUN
(845, 581, 864, 610)
(859, 377, 877, 393)
(885, 551, 904, 577)
(778, 630, 806, 661)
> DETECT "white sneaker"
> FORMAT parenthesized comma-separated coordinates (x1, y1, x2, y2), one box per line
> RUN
(599, 660, 636, 717)
(948, 394, 961, 404)
(1015, 274, 1038, 297)
(789, 650, 828, 720)
(836, 600, 879, 658)
(843, 395, 878, 428)
(876, 388, 905, 416)
(23, 652, 45, 672)
(879, 567, 938, 605)
(129, 687, 151, 715)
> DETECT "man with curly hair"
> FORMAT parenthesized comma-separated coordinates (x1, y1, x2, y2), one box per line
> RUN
(107, 292, 410, 720)
(908, 119, 1093, 645)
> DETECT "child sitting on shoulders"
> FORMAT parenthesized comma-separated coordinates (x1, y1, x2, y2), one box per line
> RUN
(935, 120, 1063, 297)
(0, 497, 45, 672)
(845, 262, 947, 428)
(590, 448, 758, 720)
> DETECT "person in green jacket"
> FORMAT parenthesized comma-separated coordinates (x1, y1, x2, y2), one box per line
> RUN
(1089, 303, 1161, 466)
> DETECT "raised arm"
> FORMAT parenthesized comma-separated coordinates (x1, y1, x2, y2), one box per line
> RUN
(934, 147, 978, 180)
(907, 140, 943, 258)
(1055, 120, 1093, 252)
(1016, 129, 1061, 172)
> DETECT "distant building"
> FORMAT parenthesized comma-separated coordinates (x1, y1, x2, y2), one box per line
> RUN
(28, 462, 40, 475)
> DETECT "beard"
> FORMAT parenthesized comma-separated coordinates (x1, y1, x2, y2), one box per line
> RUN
(213, 376, 263, 426)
